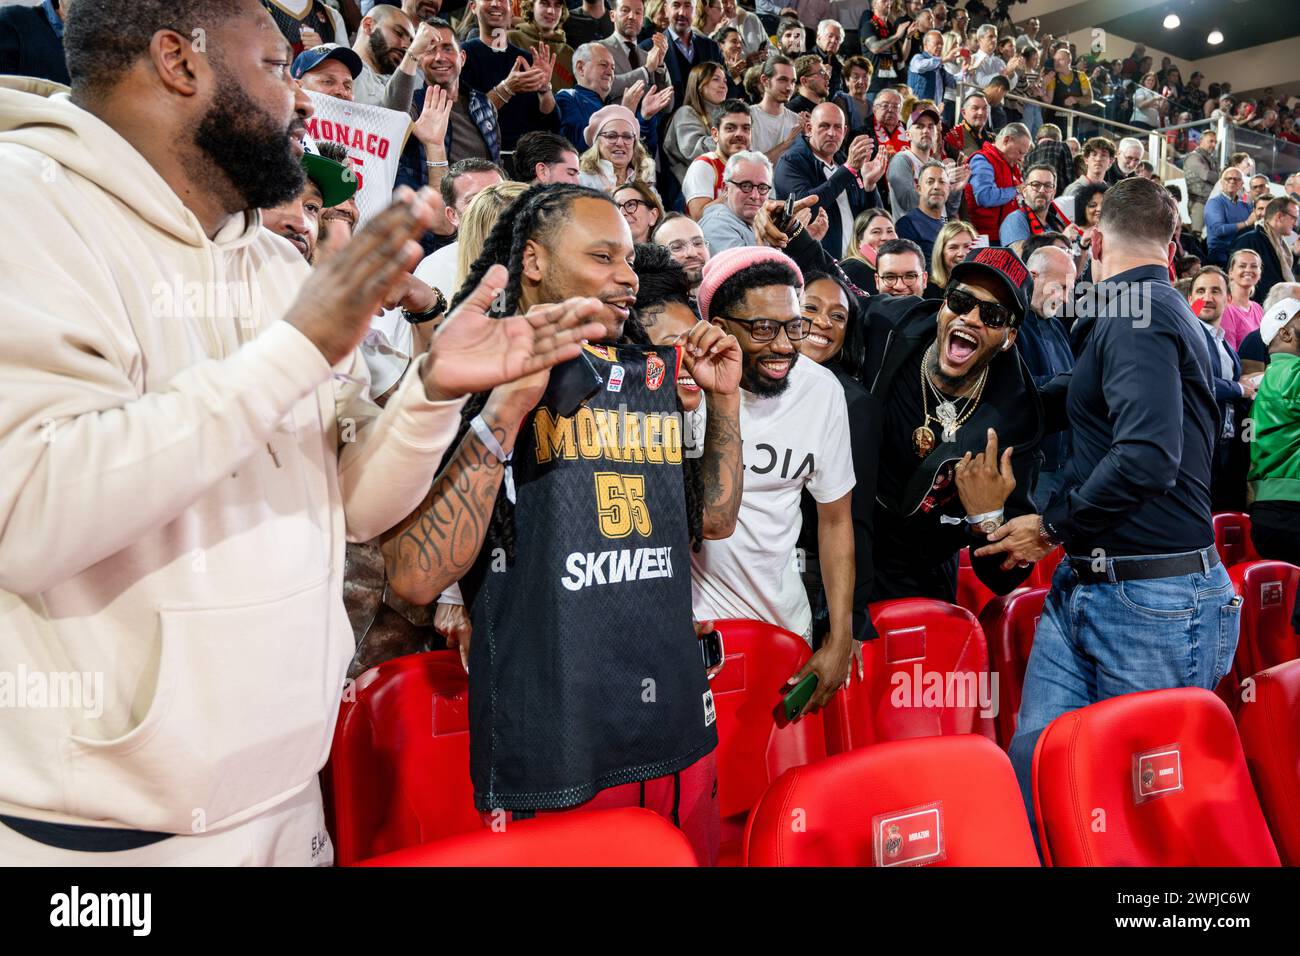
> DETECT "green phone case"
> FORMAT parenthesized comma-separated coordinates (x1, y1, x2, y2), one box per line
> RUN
(782, 673, 819, 721)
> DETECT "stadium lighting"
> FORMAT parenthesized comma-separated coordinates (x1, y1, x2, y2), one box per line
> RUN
(1207, 29, 1224, 45)
(1163, 14, 1180, 29)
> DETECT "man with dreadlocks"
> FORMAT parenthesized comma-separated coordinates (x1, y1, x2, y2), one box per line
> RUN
(383, 183, 744, 864)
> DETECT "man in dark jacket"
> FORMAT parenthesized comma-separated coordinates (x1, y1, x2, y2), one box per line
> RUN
(857, 247, 1044, 604)
(1227, 196, 1299, 305)
(774, 101, 887, 258)
(640, 0, 722, 107)
(0, 0, 67, 86)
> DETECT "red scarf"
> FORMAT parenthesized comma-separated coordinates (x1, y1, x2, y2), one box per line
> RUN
(870, 15, 891, 39)
(875, 118, 908, 152)
(871, 16, 896, 71)
(1021, 200, 1070, 235)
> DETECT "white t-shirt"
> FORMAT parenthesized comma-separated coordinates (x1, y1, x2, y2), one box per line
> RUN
(749, 106, 803, 156)
(682, 155, 725, 203)
(414, 241, 461, 302)
(819, 156, 855, 257)
(691, 359, 855, 640)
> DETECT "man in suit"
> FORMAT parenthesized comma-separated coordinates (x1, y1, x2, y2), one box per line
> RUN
(640, 0, 723, 106)
(774, 101, 887, 258)
(602, 0, 671, 100)
(0, 0, 67, 85)
(1228, 196, 1299, 305)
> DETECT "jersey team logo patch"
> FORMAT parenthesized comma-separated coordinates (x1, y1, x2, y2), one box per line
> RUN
(702, 689, 716, 727)
(606, 365, 625, 392)
(645, 353, 666, 391)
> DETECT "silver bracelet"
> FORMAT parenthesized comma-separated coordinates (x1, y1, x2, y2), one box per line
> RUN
(470, 414, 509, 465)
(965, 509, 1005, 526)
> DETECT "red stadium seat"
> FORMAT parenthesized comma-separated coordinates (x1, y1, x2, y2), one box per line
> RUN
(323, 650, 481, 866)
(1229, 560, 1300, 677)
(1213, 511, 1259, 569)
(1033, 688, 1280, 866)
(979, 587, 1048, 748)
(709, 619, 827, 865)
(825, 599, 997, 754)
(1236, 660, 1300, 865)
(743, 735, 1039, 866)
(1031, 546, 1064, 588)
(357, 808, 697, 867)
(955, 549, 995, 617)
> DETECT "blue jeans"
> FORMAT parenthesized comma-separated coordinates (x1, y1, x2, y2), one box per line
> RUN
(1008, 550, 1241, 845)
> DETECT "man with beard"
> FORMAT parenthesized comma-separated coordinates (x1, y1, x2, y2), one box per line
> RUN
(600, 0, 670, 101)
(683, 100, 752, 220)
(701, 151, 772, 254)
(999, 164, 1076, 246)
(653, 213, 711, 301)
(382, 184, 744, 865)
(943, 91, 994, 163)
(856, 247, 1043, 603)
(1106, 137, 1145, 186)
(262, 151, 359, 264)
(0, 0, 607, 865)
(895, 161, 953, 263)
(350, 3, 427, 110)
(788, 55, 830, 116)
(690, 247, 858, 699)
(887, 102, 966, 219)
(749, 55, 805, 165)
(774, 101, 887, 258)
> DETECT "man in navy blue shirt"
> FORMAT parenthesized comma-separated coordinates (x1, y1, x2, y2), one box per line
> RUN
(460, 0, 558, 153)
(976, 177, 1237, 836)
(0, 0, 67, 85)
(1204, 167, 1254, 265)
(1016, 240, 1077, 510)
(895, 160, 951, 264)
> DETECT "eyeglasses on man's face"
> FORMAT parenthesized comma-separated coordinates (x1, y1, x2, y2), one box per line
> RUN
(717, 315, 812, 342)
(1024, 179, 1055, 192)
(880, 271, 922, 286)
(665, 237, 708, 255)
(728, 180, 772, 196)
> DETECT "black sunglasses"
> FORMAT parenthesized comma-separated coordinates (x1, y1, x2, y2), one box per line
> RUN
(944, 287, 1016, 329)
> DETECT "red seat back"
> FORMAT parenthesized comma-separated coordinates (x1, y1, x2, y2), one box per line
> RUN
(743, 735, 1039, 866)
(1236, 659, 1300, 865)
(979, 587, 1048, 748)
(955, 550, 996, 617)
(358, 807, 697, 867)
(1033, 687, 1280, 866)
(1031, 546, 1064, 587)
(709, 620, 827, 823)
(1213, 511, 1258, 568)
(1229, 560, 1300, 677)
(825, 599, 997, 754)
(323, 650, 480, 866)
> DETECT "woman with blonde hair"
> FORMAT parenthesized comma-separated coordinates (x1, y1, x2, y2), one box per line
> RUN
(839, 208, 897, 294)
(693, 0, 724, 36)
(1220, 248, 1265, 349)
(663, 61, 729, 185)
(644, 0, 669, 35)
(928, 219, 977, 295)
(455, 180, 531, 293)
(578, 104, 658, 192)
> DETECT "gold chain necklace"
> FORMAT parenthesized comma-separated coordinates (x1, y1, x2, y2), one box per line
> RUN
(913, 343, 988, 458)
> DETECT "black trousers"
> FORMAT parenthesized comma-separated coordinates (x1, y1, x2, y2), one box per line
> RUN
(1248, 500, 1300, 634)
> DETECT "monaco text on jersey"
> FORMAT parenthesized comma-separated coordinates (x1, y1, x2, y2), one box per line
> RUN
(533, 405, 684, 465)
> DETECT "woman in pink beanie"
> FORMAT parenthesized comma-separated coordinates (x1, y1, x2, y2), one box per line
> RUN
(578, 104, 659, 194)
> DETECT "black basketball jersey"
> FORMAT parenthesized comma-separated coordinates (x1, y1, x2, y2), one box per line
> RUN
(467, 343, 718, 811)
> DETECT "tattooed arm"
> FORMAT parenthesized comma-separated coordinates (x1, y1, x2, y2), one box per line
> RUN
(680, 322, 745, 539)
(381, 372, 546, 607)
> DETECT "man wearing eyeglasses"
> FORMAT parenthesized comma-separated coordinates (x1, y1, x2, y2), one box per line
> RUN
(652, 213, 711, 301)
(691, 247, 859, 705)
(873, 238, 929, 298)
(1204, 167, 1254, 266)
(998, 164, 1077, 248)
(700, 151, 774, 254)
(854, 246, 1043, 604)
(774, 101, 887, 258)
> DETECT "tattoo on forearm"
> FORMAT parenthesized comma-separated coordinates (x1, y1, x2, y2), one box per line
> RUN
(700, 403, 743, 526)
(382, 424, 508, 597)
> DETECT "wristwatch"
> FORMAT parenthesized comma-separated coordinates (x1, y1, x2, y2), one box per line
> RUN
(966, 509, 1004, 536)
(1038, 514, 1061, 547)
(402, 287, 448, 325)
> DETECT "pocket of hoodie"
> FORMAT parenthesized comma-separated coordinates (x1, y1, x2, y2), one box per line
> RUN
(64, 575, 337, 828)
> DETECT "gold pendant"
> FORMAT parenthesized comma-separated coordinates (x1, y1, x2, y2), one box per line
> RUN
(913, 425, 936, 458)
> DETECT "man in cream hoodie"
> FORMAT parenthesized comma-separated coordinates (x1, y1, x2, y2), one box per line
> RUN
(0, 0, 606, 865)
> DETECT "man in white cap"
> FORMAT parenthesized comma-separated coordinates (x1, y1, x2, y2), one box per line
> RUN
(1245, 295, 1300, 637)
